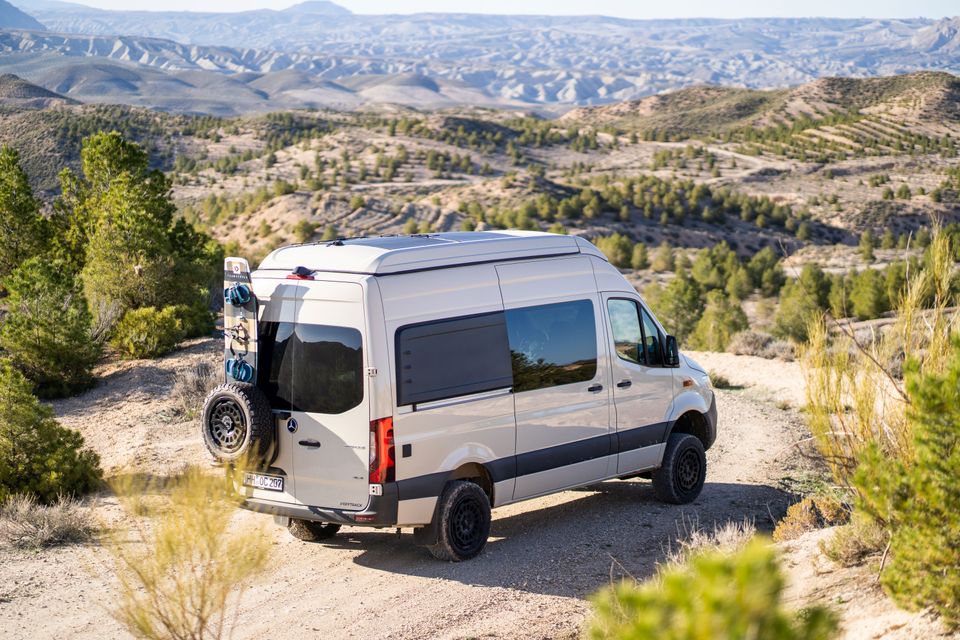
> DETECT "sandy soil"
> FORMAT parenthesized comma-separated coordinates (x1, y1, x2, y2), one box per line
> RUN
(781, 528, 955, 639)
(0, 341, 945, 639)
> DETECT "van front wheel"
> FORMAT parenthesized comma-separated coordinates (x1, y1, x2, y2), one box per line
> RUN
(652, 433, 706, 504)
(427, 481, 491, 562)
(288, 519, 341, 542)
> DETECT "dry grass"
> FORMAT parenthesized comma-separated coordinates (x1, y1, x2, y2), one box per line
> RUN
(171, 361, 219, 419)
(708, 372, 733, 389)
(728, 331, 796, 361)
(773, 496, 850, 543)
(801, 225, 959, 484)
(664, 517, 757, 568)
(821, 516, 889, 567)
(106, 462, 271, 640)
(0, 494, 96, 550)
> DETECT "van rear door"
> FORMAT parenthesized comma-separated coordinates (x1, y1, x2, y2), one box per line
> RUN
(257, 280, 370, 511)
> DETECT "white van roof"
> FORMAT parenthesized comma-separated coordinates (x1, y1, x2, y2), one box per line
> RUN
(256, 230, 608, 276)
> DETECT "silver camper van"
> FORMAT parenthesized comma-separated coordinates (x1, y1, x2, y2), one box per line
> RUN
(203, 231, 717, 561)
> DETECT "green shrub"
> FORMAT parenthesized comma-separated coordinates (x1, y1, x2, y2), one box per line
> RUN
(644, 272, 704, 344)
(0, 258, 101, 398)
(689, 291, 748, 352)
(0, 363, 102, 504)
(172, 293, 215, 339)
(595, 233, 633, 268)
(822, 515, 888, 567)
(111, 307, 184, 359)
(853, 337, 960, 628)
(587, 539, 838, 640)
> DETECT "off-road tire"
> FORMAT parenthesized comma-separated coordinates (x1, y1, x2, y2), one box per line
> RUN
(201, 382, 275, 465)
(288, 519, 341, 541)
(652, 433, 706, 504)
(427, 481, 491, 562)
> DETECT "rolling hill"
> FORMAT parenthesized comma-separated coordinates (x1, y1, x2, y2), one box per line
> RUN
(0, 0, 43, 29)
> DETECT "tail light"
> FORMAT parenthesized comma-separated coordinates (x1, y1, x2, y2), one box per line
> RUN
(369, 417, 395, 484)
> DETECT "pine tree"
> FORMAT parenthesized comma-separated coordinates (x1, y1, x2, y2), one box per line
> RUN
(0, 362, 102, 503)
(689, 291, 748, 351)
(854, 339, 960, 629)
(651, 241, 675, 272)
(631, 242, 649, 270)
(58, 133, 218, 334)
(0, 147, 49, 280)
(644, 272, 703, 343)
(859, 229, 876, 263)
(850, 269, 888, 320)
(0, 258, 100, 398)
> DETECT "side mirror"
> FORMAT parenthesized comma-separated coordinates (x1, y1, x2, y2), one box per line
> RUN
(665, 335, 680, 367)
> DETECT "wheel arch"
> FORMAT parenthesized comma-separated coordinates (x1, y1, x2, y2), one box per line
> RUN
(666, 389, 717, 451)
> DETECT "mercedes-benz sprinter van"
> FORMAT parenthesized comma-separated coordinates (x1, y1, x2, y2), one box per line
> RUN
(202, 230, 717, 561)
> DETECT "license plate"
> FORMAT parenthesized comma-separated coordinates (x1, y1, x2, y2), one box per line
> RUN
(243, 472, 284, 492)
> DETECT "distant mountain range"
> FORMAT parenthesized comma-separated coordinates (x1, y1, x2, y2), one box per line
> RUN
(2, 0, 960, 115)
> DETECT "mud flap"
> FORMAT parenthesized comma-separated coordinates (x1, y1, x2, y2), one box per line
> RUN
(412, 498, 442, 546)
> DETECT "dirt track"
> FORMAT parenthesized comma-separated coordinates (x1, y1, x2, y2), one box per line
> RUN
(0, 342, 815, 640)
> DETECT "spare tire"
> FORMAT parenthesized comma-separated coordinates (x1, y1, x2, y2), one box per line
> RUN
(201, 382, 275, 466)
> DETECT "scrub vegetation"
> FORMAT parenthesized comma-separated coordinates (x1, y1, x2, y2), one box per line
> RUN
(801, 226, 960, 629)
(107, 463, 272, 640)
(587, 539, 838, 640)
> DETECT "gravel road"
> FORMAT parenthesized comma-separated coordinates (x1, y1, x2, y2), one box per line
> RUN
(0, 345, 814, 639)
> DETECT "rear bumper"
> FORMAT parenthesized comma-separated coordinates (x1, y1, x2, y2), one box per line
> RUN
(240, 482, 399, 527)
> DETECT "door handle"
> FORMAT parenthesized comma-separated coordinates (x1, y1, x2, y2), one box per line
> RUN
(298, 439, 321, 448)
(617, 380, 632, 389)
(588, 384, 603, 393)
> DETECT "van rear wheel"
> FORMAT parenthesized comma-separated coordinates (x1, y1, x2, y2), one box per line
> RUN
(427, 481, 491, 562)
(652, 433, 706, 504)
(288, 519, 341, 542)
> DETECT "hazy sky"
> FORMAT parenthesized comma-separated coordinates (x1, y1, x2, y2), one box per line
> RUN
(71, 1, 956, 19)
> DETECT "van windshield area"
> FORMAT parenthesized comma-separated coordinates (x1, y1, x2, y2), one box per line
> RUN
(257, 322, 364, 415)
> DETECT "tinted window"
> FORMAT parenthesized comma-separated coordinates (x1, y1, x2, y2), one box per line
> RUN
(506, 300, 597, 393)
(258, 322, 364, 415)
(396, 313, 512, 406)
(641, 309, 663, 366)
(607, 299, 643, 365)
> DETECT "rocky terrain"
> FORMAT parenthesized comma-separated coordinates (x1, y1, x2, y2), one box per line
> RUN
(0, 1, 958, 113)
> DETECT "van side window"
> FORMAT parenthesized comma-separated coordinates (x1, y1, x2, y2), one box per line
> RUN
(607, 298, 643, 364)
(506, 299, 597, 393)
(258, 322, 364, 414)
(640, 308, 663, 366)
(396, 313, 513, 406)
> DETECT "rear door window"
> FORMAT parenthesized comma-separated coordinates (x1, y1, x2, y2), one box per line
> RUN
(258, 321, 364, 414)
(505, 299, 598, 392)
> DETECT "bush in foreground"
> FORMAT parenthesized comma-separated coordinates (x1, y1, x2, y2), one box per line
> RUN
(0, 257, 101, 398)
(108, 465, 271, 640)
(587, 539, 838, 640)
(854, 337, 960, 628)
(111, 306, 184, 359)
(0, 363, 102, 504)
